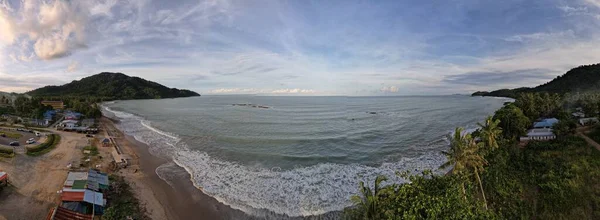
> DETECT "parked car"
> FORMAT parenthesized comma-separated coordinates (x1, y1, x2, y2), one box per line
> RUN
(9, 141, 19, 146)
(35, 132, 41, 137)
(0, 133, 5, 137)
(26, 139, 35, 144)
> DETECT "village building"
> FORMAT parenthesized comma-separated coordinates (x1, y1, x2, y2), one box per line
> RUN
(579, 117, 599, 126)
(50, 169, 109, 218)
(520, 118, 559, 142)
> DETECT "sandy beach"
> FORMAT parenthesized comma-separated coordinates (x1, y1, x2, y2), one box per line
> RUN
(102, 117, 338, 220)
(0, 118, 337, 220)
(101, 117, 258, 220)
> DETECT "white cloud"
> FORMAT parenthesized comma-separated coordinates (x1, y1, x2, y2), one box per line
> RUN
(380, 86, 399, 93)
(0, 0, 96, 60)
(208, 88, 317, 95)
(67, 61, 78, 72)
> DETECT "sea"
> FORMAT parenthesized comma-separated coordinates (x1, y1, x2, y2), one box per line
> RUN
(101, 95, 509, 217)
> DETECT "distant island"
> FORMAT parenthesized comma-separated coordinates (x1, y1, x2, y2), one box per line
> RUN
(472, 63, 600, 98)
(28, 72, 200, 100)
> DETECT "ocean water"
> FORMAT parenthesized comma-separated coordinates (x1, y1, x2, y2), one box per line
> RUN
(101, 95, 509, 217)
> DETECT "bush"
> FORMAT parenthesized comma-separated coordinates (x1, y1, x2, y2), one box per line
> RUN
(103, 175, 149, 220)
(0, 146, 14, 158)
(26, 134, 60, 156)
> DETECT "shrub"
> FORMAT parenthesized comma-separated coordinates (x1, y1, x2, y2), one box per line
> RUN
(26, 134, 61, 156)
(0, 146, 14, 158)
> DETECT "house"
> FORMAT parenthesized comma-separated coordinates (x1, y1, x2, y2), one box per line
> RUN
(59, 120, 79, 130)
(520, 128, 556, 141)
(81, 119, 95, 127)
(0, 171, 7, 186)
(533, 118, 559, 128)
(579, 117, 599, 126)
(64, 111, 83, 120)
(57, 170, 109, 216)
(41, 101, 64, 110)
(520, 118, 560, 142)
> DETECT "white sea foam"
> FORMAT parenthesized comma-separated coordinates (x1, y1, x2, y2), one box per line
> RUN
(101, 103, 449, 217)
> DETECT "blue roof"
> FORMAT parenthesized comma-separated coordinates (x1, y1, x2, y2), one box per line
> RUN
(533, 118, 559, 128)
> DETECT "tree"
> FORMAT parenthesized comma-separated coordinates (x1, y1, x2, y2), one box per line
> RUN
(441, 128, 489, 209)
(477, 116, 502, 152)
(350, 175, 388, 220)
(493, 104, 530, 141)
(552, 119, 576, 138)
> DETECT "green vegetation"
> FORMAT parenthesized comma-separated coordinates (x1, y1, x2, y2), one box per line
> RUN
(103, 175, 149, 220)
(0, 146, 14, 158)
(26, 134, 60, 156)
(473, 63, 600, 98)
(83, 145, 99, 156)
(0, 131, 22, 139)
(346, 93, 600, 220)
(27, 72, 200, 100)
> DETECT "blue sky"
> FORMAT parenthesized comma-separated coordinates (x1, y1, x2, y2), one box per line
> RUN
(1, 0, 600, 95)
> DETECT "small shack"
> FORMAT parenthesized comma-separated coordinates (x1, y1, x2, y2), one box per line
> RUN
(0, 171, 7, 187)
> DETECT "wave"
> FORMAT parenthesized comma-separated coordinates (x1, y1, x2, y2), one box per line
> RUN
(101, 103, 449, 217)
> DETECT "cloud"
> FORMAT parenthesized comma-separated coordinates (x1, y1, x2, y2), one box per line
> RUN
(443, 69, 556, 86)
(67, 61, 78, 72)
(380, 86, 399, 93)
(0, 0, 98, 60)
(208, 88, 317, 95)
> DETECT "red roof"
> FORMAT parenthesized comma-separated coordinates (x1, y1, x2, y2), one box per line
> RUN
(0, 172, 7, 182)
(47, 207, 92, 220)
(61, 191, 84, 202)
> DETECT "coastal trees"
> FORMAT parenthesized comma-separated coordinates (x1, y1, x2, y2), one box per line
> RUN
(492, 104, 530, 141)
(552, 119, 577, 138)
(350, 175, 388, 220)
(441, 128, 489, 209)
(477, 116, 502, 154)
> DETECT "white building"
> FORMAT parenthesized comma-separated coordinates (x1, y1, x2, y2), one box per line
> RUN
(520, 128, 556, 141)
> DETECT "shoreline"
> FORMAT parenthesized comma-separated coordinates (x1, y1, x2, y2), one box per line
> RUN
(103, 116, 343, 220)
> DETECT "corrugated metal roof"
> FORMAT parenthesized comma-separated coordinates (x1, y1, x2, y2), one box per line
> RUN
(64, 172, 87, 187)
(71, 180, 87, 189)
(83, 190, 104, 206)
(61, 191, 85, 202)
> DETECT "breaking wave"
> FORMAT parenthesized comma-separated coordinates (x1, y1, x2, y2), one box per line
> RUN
(101, 103, 448, 217)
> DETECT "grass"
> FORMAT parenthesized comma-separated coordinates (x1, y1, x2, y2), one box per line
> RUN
(26, 134, 61, 156)
(0, 146, 14, 158)
(83, 145, 99, 156)
(0, 131, 22, 139)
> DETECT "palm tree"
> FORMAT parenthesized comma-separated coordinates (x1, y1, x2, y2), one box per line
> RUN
(465, 136, 488, 210)
(477, 116, 502, 151)
(441, 127, 489, 209)
(351, 175, 388, 220)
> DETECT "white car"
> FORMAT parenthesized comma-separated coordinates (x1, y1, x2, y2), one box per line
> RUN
(26, 139, 35, 144)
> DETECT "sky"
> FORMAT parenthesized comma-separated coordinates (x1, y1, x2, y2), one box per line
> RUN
(2, 0, 600, 96)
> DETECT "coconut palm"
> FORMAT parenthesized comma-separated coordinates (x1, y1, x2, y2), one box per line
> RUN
(441, 127, 489, 209)
(477, 116, 502, 150)
(465, 136, 488, 210)
(351, 175, 388, 220)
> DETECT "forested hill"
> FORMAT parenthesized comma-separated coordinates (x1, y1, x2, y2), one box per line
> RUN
(472, 63, 600, 98)
(27, 72, 200, 100)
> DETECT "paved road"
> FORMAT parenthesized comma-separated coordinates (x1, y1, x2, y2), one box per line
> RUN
(0, 128, 40, 146)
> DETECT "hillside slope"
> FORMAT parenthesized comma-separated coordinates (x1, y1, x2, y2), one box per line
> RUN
(27, 72, 200, 99)
(473, 63, 600, 97)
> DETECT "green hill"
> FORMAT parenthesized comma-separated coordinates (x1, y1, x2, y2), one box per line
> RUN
(472, 63, 600, 98)
(27, 72, 200, 100)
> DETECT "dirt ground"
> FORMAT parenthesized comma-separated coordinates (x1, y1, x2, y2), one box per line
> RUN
(0, 120, 170, 220)
(0, 130, 93, 219)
